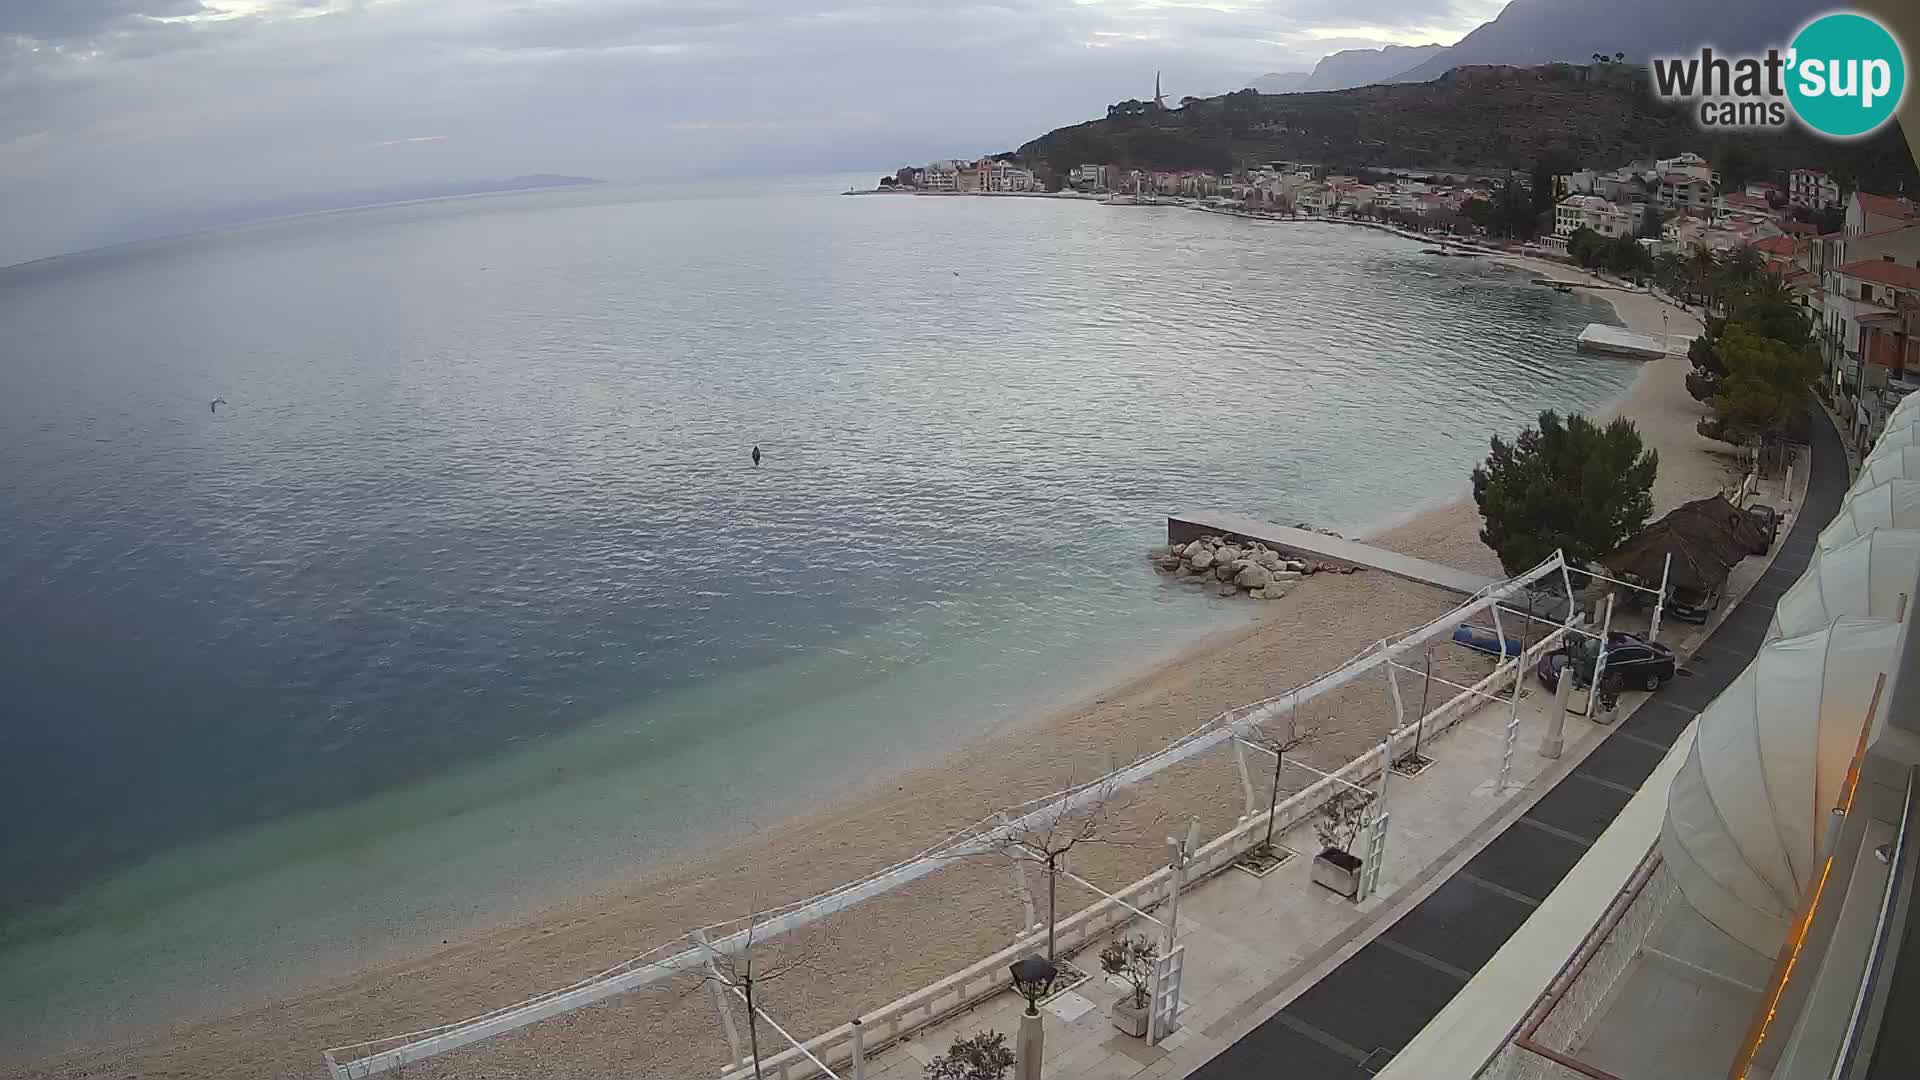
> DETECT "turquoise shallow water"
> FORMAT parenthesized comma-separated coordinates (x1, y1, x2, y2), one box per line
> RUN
(0, 184, 1632, 1052)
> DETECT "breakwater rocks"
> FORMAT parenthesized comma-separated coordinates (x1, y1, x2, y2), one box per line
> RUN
(1146, 534, 1358, 600)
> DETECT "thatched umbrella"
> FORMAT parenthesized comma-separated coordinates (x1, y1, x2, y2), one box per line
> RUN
(1603, 519, 1736, 595)
(1662, 495, 1768, 564)
(1603, 495, 1758, 595)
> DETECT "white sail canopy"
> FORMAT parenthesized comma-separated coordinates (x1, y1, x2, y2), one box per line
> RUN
(1884, 391, 1920, 432)
(1864, 422, 1920, 465)
(1661, 617, 1900, 955)
(1817, 479, 1920, 552)
(1769, 531, 1920, 639)
(1851, 446, 1920, 496)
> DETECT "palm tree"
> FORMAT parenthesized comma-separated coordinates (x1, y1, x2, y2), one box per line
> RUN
(1686, 243, 1719, 311)
(1721, 246, 1765, 286)
(1653, 250, 1686, 300)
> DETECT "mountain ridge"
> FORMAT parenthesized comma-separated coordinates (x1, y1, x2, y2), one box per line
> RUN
(1016, 64, 1914, 194)
(1389, 0, 1828, 84)
(1302, 44, 1447, 91)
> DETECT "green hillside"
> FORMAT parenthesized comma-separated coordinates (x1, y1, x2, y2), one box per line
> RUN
(1017, 64, 1915, 194)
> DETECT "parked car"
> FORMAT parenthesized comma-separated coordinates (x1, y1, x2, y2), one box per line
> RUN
(1666, 584, 1722, 624)
(1746, 504, 1781, 553)
(1536, 631, 1678, 693)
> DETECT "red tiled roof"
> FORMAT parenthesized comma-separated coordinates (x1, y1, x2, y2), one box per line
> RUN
(1838, 258, 1920, 290)
(1858, 192, 1917, 220)
(1752, 235, 1796, 255)
(1763, 259, 1793, 275)
(1724, 193, 1770, 210)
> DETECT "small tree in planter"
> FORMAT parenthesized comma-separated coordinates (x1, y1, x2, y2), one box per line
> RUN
(1098, 935, 1158, 1037)
(984, 775, 1134, 972)
(925, 1030, 1015, 1080)
(1235, 718, 1317, 875)
(1310, 788, 1376, 899)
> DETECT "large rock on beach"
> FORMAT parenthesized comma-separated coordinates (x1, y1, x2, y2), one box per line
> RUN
(1235, 564, 1272, 589)
(1255, 550, 1282, 569)
(1187, 547, 1215, 571)
(1215, 563, 1238, 582)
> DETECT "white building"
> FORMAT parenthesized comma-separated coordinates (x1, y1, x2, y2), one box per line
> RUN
(1846, 190, 1918, 237)
(922, 161, 960, 193)
(1655, 152, 1715, 184)
(985, 161, 1035, 193)
(1658, 173, 1715, 214)
(1555, 195, 1645, 239)
(1791, 168, 1843, 210)
(1069, 164, 1108, 191)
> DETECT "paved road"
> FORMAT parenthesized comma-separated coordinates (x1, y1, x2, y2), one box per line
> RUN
(1188, 403, 1848, 1078)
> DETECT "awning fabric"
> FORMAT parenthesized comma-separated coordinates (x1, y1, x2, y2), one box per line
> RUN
(1661, 617, 1899, 955)
(1769, 530, 1920, 639)
(1816, 479, 1920, 553)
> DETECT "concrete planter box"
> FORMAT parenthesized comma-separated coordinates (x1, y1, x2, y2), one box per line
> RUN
(1110, 994, 1151, 1037)
(1311, 847, 1363, 899)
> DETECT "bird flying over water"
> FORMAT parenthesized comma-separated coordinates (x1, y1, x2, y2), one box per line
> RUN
(751, 445, 762, 467)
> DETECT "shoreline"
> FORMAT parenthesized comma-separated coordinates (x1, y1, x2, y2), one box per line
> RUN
(4, 236, 1731, 1080)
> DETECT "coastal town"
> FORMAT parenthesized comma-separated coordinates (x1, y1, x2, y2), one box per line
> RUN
(875, 149, 1919, 455)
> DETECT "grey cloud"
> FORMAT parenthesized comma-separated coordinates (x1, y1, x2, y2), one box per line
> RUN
(0, 0, 210, 43)
(0, 0, 1500, 266)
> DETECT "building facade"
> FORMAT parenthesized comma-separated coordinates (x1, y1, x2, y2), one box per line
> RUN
(1791, 168, 1842, 210)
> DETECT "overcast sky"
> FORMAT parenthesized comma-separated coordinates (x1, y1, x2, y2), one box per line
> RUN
(0, 0, 1505, 264)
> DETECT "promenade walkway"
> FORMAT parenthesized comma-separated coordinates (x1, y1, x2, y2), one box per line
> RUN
(1191, 402, 1845, 1079)
(841, 418, 1834, 1080)
(1167, 512, 1496, 596)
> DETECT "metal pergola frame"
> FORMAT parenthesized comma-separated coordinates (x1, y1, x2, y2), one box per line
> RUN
(322, 552, 1578, 1079)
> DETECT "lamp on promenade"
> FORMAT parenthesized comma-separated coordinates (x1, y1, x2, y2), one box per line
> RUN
(1009, 955, 1058, 1080)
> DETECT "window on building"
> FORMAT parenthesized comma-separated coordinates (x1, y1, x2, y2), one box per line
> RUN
(1863, 284, 1875, 303)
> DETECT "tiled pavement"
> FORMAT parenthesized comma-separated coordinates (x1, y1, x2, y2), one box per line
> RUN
(1186, 403, 1847, 1079)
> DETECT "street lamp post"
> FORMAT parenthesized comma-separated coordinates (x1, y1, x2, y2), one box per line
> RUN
(1009, 956, 1058, 1080)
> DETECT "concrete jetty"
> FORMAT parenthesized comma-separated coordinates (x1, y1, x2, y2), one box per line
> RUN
(1167, 511, 1497, 596)
(1576, 323, 1674, 359)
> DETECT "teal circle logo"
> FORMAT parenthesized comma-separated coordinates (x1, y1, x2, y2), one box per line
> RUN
(1786, 12, 1906, 139)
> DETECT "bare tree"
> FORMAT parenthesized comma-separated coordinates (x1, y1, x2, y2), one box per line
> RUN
(691, 913, 830, 1080)
(984, 776, 1141, 962)
(1242, 715, 1317, 857)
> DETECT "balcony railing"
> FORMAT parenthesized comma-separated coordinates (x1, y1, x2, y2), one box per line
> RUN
(1479, 848, 1675, 1080)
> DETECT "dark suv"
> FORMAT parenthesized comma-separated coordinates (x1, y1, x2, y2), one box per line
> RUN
(1536, 631, 1678, 692)
(1745, 504, 1781, 553)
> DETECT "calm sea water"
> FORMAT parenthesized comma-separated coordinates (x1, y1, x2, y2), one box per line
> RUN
(0, 181, 1633, 1050)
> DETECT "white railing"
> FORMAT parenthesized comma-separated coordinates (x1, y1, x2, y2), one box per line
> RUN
(1479, 849, 1677, 1080)
(325, 553, 1574, 1078)
(716, 626, 1573, 1080)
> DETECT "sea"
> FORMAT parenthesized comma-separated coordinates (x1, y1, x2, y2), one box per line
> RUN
(0, 178, 1635, 1056)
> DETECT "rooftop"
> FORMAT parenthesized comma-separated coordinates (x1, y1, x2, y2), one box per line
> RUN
(1858, 192, 1917, 221)
(1837, 258, 1920, 290)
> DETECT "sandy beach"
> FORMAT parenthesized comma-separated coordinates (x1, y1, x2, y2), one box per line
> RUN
(4, 258, 1737, 1080)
